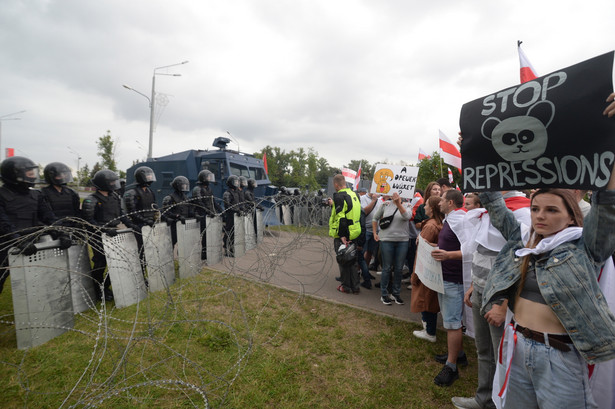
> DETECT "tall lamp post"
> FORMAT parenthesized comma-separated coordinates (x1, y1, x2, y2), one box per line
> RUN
(67, 146, 81, 187)
(0, 110, 26, 162)
(123, 60, 188, 160)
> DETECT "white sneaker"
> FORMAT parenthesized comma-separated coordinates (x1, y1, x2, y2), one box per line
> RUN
(451, 396, 481, 409)
(413, 329, 436, 343)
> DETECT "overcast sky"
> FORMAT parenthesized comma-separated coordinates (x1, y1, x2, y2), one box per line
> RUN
(1, 0, 614, 176)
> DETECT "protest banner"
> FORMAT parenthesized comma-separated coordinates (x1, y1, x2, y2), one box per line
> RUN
(460, 51, 615, 192)
(415, 235, 444, 294)
(370, 163, 419, 199)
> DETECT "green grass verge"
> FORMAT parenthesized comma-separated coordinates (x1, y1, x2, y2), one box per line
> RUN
(0, 269, 477, 408)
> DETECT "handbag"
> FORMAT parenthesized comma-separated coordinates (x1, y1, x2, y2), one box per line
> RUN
(378, 208, 398, 230)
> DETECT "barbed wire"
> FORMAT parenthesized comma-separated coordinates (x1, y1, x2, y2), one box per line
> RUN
(0, 197, 335, 408)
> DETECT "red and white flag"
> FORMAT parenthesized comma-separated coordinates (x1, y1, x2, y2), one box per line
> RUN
(439, 130, 462, 172)
(5, 148, 14, 158)
(448, 168, 454, 184)
(518, 41, 538, 84)
(342, 167, 357, 185)
(262, 152, 268, 175)
(354, 162, 362, 191)
(418, 148, 431, 161)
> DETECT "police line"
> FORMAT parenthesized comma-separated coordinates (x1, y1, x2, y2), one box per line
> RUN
(8, 211, 264, 350)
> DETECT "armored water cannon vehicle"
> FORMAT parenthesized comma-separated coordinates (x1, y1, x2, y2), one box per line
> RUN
(125, 137, 277, 211)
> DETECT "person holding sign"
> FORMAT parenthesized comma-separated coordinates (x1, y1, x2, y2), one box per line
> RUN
(476, 94, 615, 409)
(410, 195, 444, 343)
(372, 192, 410, 305)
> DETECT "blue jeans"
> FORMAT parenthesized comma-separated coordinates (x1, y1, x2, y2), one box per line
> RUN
(422, 311, 438, 336)
(504, 330, 596, 409)
(357, 249, 371, 287)
(379, 240, 408, 298)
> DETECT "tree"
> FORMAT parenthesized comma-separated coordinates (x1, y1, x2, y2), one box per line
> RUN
(416, 152, 461, 191)
(77, 163, 91, 186)
(97, 130, 117, 172)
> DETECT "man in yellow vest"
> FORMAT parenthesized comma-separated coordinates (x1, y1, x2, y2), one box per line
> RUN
(328, 174, 362, 293)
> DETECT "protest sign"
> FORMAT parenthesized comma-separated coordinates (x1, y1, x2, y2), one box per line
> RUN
(415, 235, 444, 294)
(460, 51, 615, 192)
(370, 164, 418, 199)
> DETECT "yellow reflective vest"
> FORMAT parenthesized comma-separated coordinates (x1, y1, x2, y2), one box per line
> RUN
(329, 188, 361, 240)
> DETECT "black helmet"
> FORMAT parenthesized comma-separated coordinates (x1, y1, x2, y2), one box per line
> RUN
(134, 166, 156, 186)
(171, 176, 190, 192)
(294, 189, 300, 196)
(336, 243, 357, 265)
(91, 169, 121, 191)
(197, 170, 215, 185)
(1, 156, 39, 187)
(226, 175, 239, 189)
(43, 162, 73, 186)
(239, 176, 248, 188)
(247, 178, 257, 189)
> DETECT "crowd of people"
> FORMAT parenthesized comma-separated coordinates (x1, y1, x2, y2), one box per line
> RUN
(327, 94, 615, 409)
(0, 160, 262, 302)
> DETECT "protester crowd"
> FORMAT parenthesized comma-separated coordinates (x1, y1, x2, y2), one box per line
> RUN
(326, 94, 615, 409)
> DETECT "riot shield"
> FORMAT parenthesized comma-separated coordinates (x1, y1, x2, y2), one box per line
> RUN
(103, 230, 147, 308)
(205, 216, 223, 265)
(282, 205, 292, 225)
(176, 218, 201, 279)
(67, 243, 97, 313)
(233, 214, 245, 258)
(142, 223, 175, 293)
(245, 212, 256, 251)
(10, 241, 73, 349)
(256, 209, 264, 243)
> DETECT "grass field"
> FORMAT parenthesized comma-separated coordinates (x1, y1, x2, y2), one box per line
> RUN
(0, 266, 478, 408)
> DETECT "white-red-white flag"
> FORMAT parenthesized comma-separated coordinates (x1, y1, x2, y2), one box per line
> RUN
(439, 130, 462, 172)
(354, 162, 362, 191)
(342, 167, 357, 185)
(448, 168, 454, 184)
(518, 41, 538, 84)
(418, 148, 431, 161)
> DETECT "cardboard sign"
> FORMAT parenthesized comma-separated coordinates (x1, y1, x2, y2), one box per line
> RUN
(415, 235, 444, 294)
(370, 164, 419, 198)
(460, 51, 615, 191)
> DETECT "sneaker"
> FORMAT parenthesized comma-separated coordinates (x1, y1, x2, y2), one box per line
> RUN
(435, 351, 468, 367)
(401, 277, 411, 284)
(451, 396, 481, 409)
(376, 270, 382, 275)
(413, 329, 436, 343)
(369, 263, 378, 271)
(380, 295, 393, 305)
(392, 295, 404, 305)
(434, 364, 459, 386)
(335, 276, 342, 282)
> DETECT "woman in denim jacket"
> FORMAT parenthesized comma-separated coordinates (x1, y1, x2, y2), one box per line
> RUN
(478, 179, 615, 406)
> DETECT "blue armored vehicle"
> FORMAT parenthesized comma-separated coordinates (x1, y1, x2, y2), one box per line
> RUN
(125, 137, 276, 212)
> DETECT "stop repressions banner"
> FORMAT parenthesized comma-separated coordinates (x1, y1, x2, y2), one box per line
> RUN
(460, 51, 615, 192)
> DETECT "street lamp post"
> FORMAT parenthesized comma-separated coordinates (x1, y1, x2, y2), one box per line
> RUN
(123, 60, 188, 161)
(0, 110, 26, 162)
(68, 146, 81, 187)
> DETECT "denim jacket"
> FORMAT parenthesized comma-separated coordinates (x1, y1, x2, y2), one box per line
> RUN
(478, 190, 615, 364)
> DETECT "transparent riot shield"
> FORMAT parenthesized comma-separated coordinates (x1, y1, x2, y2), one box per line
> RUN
(176, 218, 201, 279)
(205, 216, 223, 265)
(142, 223, 175, 293)
(103, 230, 147, 309)
(233, 214, 246, 258)
(10, 240, 73, 349)
(256, 209, 264, 243)
(245, 212, 256, 251)
(67, 242, 97, 313)
(282, 205, 292, 225)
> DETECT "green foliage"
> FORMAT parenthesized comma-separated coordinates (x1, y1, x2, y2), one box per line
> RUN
(76, 163, 90, 186)
(97, 130, 117, 172)
(416, 151, 461, 191)
(254, 146, 335, 189)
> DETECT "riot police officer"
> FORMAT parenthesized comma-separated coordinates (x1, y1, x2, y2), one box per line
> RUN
(222, 175, 241, 256)
(161, 176, 193, 247)
(238, 176, 248, 211)
(123, 166, 158, 275)
(0, 157, 63, 294)
(192, 170, 222, 260)
(40, 162, 81, 220)
(82, 169, 132, 301)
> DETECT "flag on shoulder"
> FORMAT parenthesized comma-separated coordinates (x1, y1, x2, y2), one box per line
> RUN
(439, 130, 462, 171)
